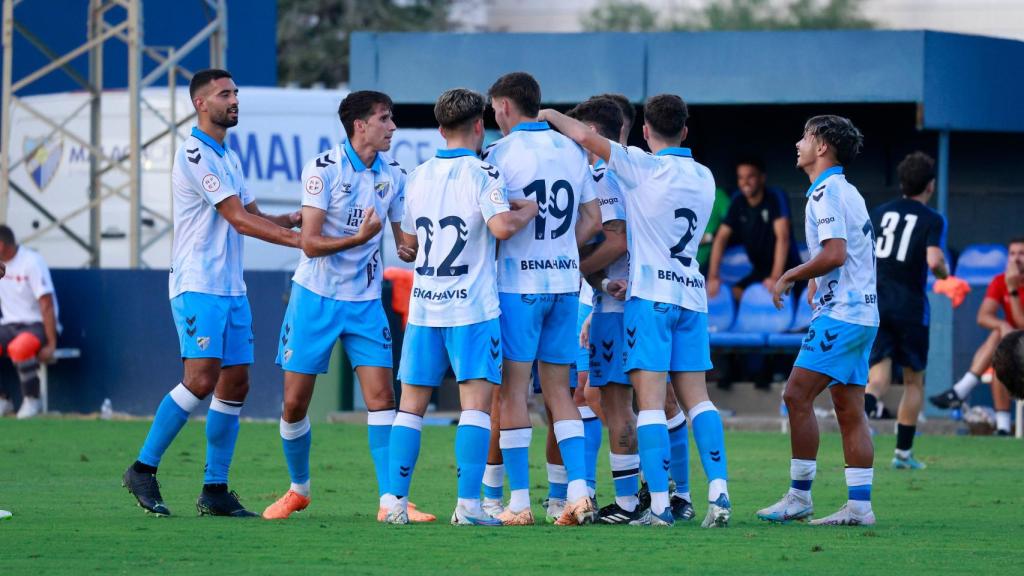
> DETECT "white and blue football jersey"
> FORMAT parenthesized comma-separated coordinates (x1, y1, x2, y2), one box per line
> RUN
(169, 127, 254, 299)
(590, 161, 629, 314)
(292, 140, 406, 302)
(484, 122, 596, 294)
(401, 149, 510, 328)
(803, 167, 879, 327)
(607, 143, 715, 312)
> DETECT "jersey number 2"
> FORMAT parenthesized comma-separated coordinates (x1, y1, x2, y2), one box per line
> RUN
(669, 208, 699, 266)
(415, 216, 469, 277)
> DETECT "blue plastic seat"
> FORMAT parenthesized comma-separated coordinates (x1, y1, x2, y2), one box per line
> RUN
(710, 284, 793, 348)
(707, 284, 735, 333)
(956, 244, 1007, 286)
(719, 246, 753, 285)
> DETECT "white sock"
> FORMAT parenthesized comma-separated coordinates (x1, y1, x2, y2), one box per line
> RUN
(845, 467, 873, 515)
(380, 493, 398, 509)
(996, 411, 1011, 432)
(290, 481, 310, 497)
(616, 495, 639, 512)
(894, 448, 911, 459)
(457, 497, 484, 515)
(651, 491, 670, 515)
(708, 478, 729, 503)
(508, 489, 530, 513)
(953, 372, 980, 400)
(567, 479, 589, 503)
(789, 458, 816, 500)
(483, 464, 504, 489)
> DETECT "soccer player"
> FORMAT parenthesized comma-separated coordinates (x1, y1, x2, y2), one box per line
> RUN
(757, 115, 878, 526)
(484, 72, 602, 526)
(262, 91, 434, 523)
(0, 225, 59, 420)
(864, 152, 949, 468)
(378, 88, 537, 525)
(123, 69, 301, 517)
(541, 94, 732, 528)
(930, 238, 1024, 435)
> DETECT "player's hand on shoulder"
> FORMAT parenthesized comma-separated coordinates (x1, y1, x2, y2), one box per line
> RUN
(510, 198, 538, 216)
(356, 206, 382, 243)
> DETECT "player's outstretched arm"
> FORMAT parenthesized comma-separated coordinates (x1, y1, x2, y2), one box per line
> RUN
(487, 199, 538, 240)
(245, 201, 301, 229)
(926, 247, 949, 280)
(300, 205, 381, 258)
(771, 238, 846, 309)
(216, 195, 300, 248)
(538, 109, 612, 164)
(580, 219, 626, 276)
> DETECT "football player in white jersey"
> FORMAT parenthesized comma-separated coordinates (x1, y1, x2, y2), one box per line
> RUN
(483, 72, 602, 526)
(378, 88, 537, 525)
(263, 91, 435, 523)
(758, 115, 879, 526)
(124, 69, 301, 517)
(541, 94, 731, 528)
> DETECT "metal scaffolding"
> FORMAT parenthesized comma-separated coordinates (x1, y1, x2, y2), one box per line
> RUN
(0, 0, 227, 268)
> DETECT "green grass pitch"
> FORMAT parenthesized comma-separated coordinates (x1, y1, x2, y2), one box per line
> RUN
(1, 419, 1022, 574)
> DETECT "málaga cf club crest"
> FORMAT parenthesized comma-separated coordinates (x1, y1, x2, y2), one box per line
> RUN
(23, 135, 63, 192)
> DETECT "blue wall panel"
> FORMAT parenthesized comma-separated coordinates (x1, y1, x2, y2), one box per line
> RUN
(351, 32, 647, 104)
(645, 31, 923, 104)
(922, 32, 1024, 132)
(4, 0, 276, 96)
(43, 269, 291, 418)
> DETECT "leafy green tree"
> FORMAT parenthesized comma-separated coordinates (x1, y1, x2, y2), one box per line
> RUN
(278, 0, 455, 87)
(580, 1, 660, 32)
(582, 0, 874, 32)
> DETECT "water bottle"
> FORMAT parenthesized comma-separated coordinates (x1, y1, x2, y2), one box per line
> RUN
(100, 398, 112, 420)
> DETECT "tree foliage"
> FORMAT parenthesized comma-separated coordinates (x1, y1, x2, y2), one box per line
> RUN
(582, 0, 874, 32)
(278, 0, 455, 87)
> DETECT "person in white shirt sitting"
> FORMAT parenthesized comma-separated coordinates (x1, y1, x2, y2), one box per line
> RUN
(0, 225, 59, 419)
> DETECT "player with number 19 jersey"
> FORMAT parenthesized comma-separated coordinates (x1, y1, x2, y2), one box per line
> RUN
(485, 121, 596, 364)
(606, 143, 715, 373)
(398, 148, 509, 387)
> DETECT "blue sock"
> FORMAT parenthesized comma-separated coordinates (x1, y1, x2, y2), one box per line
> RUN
(546, 463, 568, 500)
(483, 464, 504, 500)
(667, 414, 690, 496)
(846, 467, 873, 503)
(204, 398, 242, 485)
(456, 410, 491, 500)
(554, 419, 588, 501)
(138, 384, 200, 467)
(499, 428, 532, 492)
(690, 402, 728, 483)
(388, 412, 423, 499)
(280, 417, 312, 488)
(581, 410, 602, 494)
(368, 409, 395, 497)
(636, 410, 670, 496)
(609, 452, 640, 499)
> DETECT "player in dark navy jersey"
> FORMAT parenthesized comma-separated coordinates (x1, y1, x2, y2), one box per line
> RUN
(865, 152, 949, 469)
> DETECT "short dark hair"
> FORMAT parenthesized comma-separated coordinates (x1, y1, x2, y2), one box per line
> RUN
(189, 69, 232, 100)
(435, 88, 486, 132)
(594, 93, 635, 127)
(1010, 236, 1024, 247)
(897, 151, 935, 197)
(642, 94, 688, 140)
(736, 156, 766, 173)
(0, 225, 15, 246)
(804, 115, 864, 166)
(567, 97, 623, 141)
(339, 91, 393, 138)
(487, 72, 541, 118)
(993, 330, 1024, 400)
